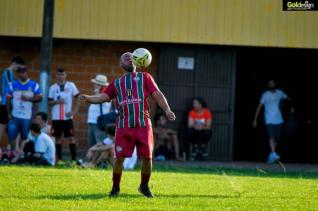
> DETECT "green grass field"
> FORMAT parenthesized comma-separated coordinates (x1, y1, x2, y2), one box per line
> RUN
(1, 164, 317, 210)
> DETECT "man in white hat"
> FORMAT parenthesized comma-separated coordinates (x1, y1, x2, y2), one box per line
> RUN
(87, 74, 113, 147)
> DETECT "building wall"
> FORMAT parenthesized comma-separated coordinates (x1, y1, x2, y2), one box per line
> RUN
(0, 37, 158, 151)
(0, 0, 317, 48)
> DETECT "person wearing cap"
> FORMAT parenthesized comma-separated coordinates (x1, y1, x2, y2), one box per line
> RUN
(6, 66, 42, 153)
(48, 68, 80, 162)
(80, 52, 175, 198)
(0, 56, 25, 148)
(87, 74, 113, 147)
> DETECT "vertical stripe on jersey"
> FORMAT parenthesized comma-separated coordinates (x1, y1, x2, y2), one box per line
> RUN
(137, 72, 145, 127)
(125, 74, 135, 128)
(114, 79, 124, 128)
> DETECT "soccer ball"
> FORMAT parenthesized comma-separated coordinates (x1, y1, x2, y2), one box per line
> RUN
(132, 48, 152, 69)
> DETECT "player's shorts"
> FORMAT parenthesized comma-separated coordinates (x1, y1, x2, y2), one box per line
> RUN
(52, 119, 74, 138)
(0, 105, 8, 124)
(266, 124, 282, 141)
(114, 125, 153, 159)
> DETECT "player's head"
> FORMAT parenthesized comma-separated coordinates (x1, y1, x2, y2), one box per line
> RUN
(120, 52, 136, 73)
(154, 113, 167, 127)
(193, 97, 207, 111)
(16, 66, 28, 81)
(34, 112, 48, 128)
(56, 68, 67, 84)
(105, 124, 116, 139)
(10, 56, 25, 71)
(267, 79, 276, 91)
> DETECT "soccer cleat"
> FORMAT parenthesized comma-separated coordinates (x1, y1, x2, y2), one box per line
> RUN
(109, 187, 120, 197)
(138, 185, 154, 198)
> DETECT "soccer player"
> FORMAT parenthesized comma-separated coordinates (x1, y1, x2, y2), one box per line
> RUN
(80, 52, 175, 198)
(49, 68, 80, 161)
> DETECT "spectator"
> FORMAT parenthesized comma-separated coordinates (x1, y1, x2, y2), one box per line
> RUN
(11, 112, 53, 164)
(87, 74, 112, 147)
(28, 123, 55, 166)
(6, 66, 42, 153)
(81, 124, 115, 168)
(0, 56, 25, 147)
(253, 80, 294, 164)
(187, 97, 212, 160)
(48, 68, 80, 161)
(153, 113, 181, 160)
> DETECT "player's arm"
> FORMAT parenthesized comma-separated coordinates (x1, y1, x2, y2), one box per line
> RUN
(253, 103, 263, 128)
(152, 90, 175, 121)
(79, 93, 110, 104)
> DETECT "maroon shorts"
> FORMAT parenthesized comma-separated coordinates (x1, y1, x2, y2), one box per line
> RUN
(114, 126, 153, 159)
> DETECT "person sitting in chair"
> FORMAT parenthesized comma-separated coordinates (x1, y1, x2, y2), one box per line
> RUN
(187, 97, 212, 160)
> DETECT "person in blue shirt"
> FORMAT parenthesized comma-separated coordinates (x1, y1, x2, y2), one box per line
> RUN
(0, 56, 25, 147)
(6, 66, 42, 152)
(253, 80, 294, 164)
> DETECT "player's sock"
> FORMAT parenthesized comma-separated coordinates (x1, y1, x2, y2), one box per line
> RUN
(56, 144, 62, 160)
(112, 173, 122, 189)
(141, 173, 151, 186)
(69, 144, 76, 161)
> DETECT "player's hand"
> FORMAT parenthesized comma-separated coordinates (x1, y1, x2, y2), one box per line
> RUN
(79, 94, 89, 104)
(165, 110, 176, 121)
(56, 98, 65, 104)
(21, 95, 31, 101)
(65, 111, 75, 118)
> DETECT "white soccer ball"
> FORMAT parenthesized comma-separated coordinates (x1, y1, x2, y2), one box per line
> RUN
(132, 48, 152, 69)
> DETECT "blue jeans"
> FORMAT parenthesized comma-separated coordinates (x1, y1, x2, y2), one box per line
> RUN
(7, 117, 32, 142)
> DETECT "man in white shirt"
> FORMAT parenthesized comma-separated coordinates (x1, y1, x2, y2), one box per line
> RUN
(48, 68, 80, 161)
(29, 123, 55, 166)
(253, 80, 294, 164)
(87, 74, 112, 147)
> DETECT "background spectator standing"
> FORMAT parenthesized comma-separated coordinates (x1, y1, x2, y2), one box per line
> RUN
(187, 97, 212, 160)
(253, 80, 294, 164)
(0, 56, 25, 148)
(6, 66, 42, 154)
(48, 68, 80, 161)
(87, 74, 112, 147)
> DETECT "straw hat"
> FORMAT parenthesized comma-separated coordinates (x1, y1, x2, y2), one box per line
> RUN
(91, 74, 109, 86)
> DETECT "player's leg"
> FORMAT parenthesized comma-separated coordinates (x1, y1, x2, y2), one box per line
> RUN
(137, 126, 154, 197)
(109, 127, 135, 197)
(7, 118, 19, 151)
(64, 119, 76, 161)
(109, 157, 124, 197)
(52, 120, 63, 161)
(266, 124, 279, 163)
